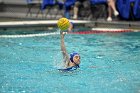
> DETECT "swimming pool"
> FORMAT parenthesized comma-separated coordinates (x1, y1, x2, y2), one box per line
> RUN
(0, 30, 140, 93)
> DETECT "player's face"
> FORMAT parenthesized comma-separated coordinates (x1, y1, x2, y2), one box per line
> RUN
(73, 55, 80, 64)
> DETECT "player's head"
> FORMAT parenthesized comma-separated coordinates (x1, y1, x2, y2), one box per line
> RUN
(70, 52, 80, 65)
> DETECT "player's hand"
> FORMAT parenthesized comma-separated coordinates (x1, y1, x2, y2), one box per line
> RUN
(62, 32, 67, 35)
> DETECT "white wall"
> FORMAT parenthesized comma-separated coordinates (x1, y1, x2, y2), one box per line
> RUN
(0, 0, 3, 3)
(2, 0, 42, 4)
(2, 0, 27, 4)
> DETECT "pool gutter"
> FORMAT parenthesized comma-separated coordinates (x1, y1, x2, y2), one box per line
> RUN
(0, 20, 91, 28)
(0, 20, 140, 32)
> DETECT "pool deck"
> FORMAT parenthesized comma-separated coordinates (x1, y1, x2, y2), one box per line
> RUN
(0, 20, 90, 28)
(0, 19, 140, 32)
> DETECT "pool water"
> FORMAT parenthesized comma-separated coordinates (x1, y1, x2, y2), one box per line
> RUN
(0, 31, 140, 93)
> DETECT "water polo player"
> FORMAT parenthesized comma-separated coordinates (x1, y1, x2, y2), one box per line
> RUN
(59, 31, 80, 71)
(57, 18, 80, 71)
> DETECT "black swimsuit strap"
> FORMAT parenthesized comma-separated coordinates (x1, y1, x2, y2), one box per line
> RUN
(73, 62, 80, 68)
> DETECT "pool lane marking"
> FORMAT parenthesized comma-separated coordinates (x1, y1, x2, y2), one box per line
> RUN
(69, 29, 133, 34)
(0, 32, 59, 38)
(0, 28, 137, 38)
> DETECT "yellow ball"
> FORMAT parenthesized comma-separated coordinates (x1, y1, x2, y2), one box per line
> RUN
(57, 18, 70, 31)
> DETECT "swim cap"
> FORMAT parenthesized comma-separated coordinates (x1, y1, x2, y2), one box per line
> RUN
(70, 52, 79, 63)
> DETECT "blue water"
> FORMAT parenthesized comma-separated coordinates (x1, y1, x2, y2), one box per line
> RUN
(0, 31, 140, 93)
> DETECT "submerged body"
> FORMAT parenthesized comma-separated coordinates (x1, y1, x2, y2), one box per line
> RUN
(58, 65, 79, 71)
